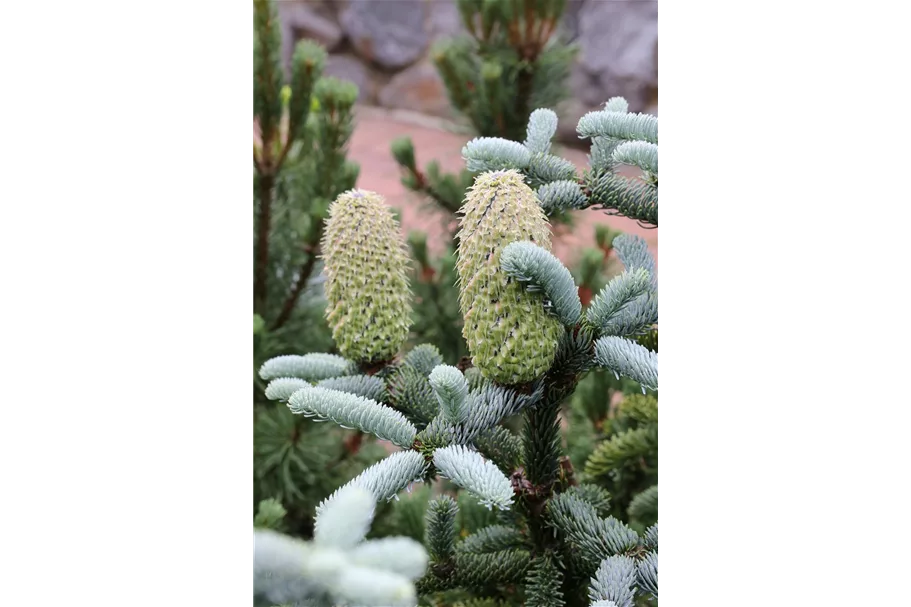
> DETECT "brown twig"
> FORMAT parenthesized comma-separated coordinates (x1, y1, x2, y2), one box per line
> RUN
(274, 133, 293, 173)
(507, 0, 521, 46)
(343, 431, 364, 455)
(271, 243, 319, 330)
(253, 173, 274, 313)
(253, 149, 263, 174)
(559, 455, 579, 487)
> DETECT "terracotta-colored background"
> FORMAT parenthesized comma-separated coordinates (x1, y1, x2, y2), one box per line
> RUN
(350, 106, 658, 271)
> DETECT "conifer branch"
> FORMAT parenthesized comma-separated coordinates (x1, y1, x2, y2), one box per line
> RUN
(433, 445, 515, 510)
(612, 140, 658, 175)
(525, 552, 565, 607)
(349, 537, 430, 581)
(593, 336, 658, 392)
(598, 292, 658, 338)
(418, 381, 544, 448)
(536, 180, 589, 214)
(585, 426, 658, 477)
(473, 425, 523, 474)
(259, 353, 355, 382)
(524, 108, 558, 155)
(314, 485, 375, 549)
(526, 152, 578, 187)
(604, 97, 629, 113)
(564, 484, 613, 518)
(585, 171, 658, 227)
(264, 377, 311, 402)
(637, 551, 658, 599)
(316, 374, 387, 402)
(429, 364, 471, 424)
(643, 523, 658, 552)
(458, 524, 525, 554)
(316, 450, 428, 517)
(588, 555, 638, 607)
(577, 111, 658, 145)
(387, 364, 440, 427)
(586, 269, 652, 335)
(462, 137, 532, 172)
(288, 386, 418, 448)
(403, 344, 445, 376)
(454, 549, 532, 585)
(585, 426, 658, 480)
(612, 234, 656, 285)
(546, 493, 640, 573)
(501, 241, 582, 326)
(588, 135, 622, 172)
(271, 242, 319, 330)
(627, 485, 659, 523)
(426, 495, 459, 562)
(418, 495, 460, 593)
(254, 484, 426, 607)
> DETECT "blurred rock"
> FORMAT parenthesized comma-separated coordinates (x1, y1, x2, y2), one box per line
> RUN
(340, 0, 429, 69)
(378, 61, 451, 117)
(277, 1, 343, 78)
(577, 0, 658, 112)
(428, 0, 465, 39)
(560, 0, 587, 42)
(325, 53, 376, 103)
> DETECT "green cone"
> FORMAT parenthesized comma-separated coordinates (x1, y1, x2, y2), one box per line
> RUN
(322, 189, 413, 364)
(456, 170, 562, 384)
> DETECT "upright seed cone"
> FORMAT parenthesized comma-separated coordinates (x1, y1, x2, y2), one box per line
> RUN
(322, 190, 413, 364)
(456, 170, 563, 384)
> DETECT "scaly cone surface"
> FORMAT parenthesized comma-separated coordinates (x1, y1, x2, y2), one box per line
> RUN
(322, 190, 413, 364)
(456, 170, 563, 384)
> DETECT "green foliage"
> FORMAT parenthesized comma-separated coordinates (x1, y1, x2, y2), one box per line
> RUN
(582, 394, 659, 526)
(254, 487, 428, 607)
(254, 498, 287, 530)
(457, 490, 501, 536)
(252, 101, 660, 606)
(253, 0, 360, 412)
(370, 483, 434, 543)
(435, 0, 576, 142)
(473, 425, 523, 474)
(253, 404, 387, 538)
(390, 1, 577, 372)
(463, 97, 659, 229)
(525, 552, 565, 607)
(408, 237, 469, 364)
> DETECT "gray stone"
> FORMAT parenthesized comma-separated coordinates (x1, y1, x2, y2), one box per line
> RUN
(428, 0, 465, 39)
(378, 61, 451, 117)
(277, 1, 344, 79)
(559, 0, 587, 42)
(324, 54, 377, 103)
(577, 0, 658, 112)
(340, 0, 430, 69)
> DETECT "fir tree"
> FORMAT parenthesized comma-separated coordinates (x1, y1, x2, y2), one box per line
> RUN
(252, 0, 384, 540)
(407, 230, 469, 365)
(391, 0, 577, 223)
(391, 0, 579, 368)
(253, 488, 428, 607)
(253, 0, 360, 397)
(254, 100, 659, 606)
